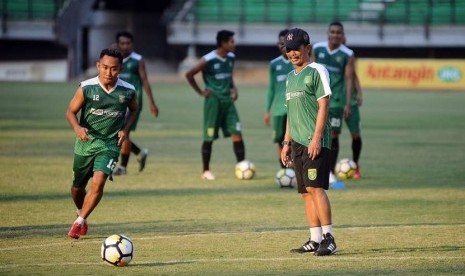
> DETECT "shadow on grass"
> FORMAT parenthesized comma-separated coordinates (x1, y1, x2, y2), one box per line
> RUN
(135, 260, 195, 267)
(334, 244, 465, 257)
(0, 184, 271, 203)
(2, 221, 465, 241)
(1, 218, 279, 240)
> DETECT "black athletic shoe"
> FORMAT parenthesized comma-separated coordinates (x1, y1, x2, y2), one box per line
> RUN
(290, 239, 320, 254)
(137, 148, 148, 172)
(314, 233, 337, 256)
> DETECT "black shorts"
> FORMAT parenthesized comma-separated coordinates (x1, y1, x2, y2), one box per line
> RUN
(291, 143, 330, 193)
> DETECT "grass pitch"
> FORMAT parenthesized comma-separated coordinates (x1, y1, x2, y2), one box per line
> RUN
(0, 81, 464, 275)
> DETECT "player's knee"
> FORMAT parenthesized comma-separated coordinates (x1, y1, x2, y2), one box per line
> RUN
(231, 134, 242, 142)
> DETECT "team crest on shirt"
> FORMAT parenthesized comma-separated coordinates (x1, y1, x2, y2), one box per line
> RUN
(214, 63, 220, 69)
(305, 76, 312, 84)
(318, 52, 325, 59)
(308, 168, 317, 180)
(276, 65, 282, 71)
(119, 95, 125, 103)
(336, 56, 342, 63)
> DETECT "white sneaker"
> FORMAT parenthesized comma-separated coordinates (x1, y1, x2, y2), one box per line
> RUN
(113, 167, 127, 176)
(201, 170, 215, 180)
(329, 172, 336, 184)
(137, 148, 148, 172)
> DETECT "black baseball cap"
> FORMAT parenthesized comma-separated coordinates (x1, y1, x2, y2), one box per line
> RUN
(284, 28, 310, 51)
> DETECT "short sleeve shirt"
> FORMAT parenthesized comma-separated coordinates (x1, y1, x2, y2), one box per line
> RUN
(285, 63, 332, 148)
(312, 41, 353, 108)
(202, 50, 235, 102)
(74, 77, 136, 156)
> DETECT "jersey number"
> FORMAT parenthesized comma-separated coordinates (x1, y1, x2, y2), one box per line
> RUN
(331, 118, 341, 128)
(106, 159, 116, 171)
(93, 95, 100, 101)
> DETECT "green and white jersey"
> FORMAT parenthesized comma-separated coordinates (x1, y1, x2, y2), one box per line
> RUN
(266, 56, 294, 116)
(119, 52, 143, 108)
(74, 77, 136, 156)
(202, 50, 235, 102)
(286, 63, 332, 148)
(312, 41, 353, 108)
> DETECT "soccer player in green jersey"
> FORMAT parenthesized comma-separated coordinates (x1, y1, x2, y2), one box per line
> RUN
(264, 29, 295, 169)
(281, 28, 337, 256)
(65, 48, 138, 239)
(311, 22, 355, 183)
(113, 31, 159, 176)
(342, 35, 363, 178)
(185, 30, 246, 180)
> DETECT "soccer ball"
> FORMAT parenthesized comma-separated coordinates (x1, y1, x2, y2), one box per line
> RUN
(101, 234, 134, 267)
(235, 160, 256, 180)
(275, 168, 297, 188)
(335, 158, 357, 179)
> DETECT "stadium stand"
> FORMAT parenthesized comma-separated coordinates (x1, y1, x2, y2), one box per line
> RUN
(167, 0, 465, 47)
(0, 0, 65, 21)
(2, 0, 464, 79)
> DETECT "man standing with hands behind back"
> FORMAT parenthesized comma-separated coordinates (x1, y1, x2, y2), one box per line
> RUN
(311, 22, 355, 183)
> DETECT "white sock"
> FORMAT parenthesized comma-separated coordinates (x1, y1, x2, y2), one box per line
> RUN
(322, 225, 333, 236)
(74, 216, 86, 225)
(310, 227, 322, 243)
(76, 209, 81, 216)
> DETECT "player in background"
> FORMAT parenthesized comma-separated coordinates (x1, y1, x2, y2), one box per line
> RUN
(311, 22, 355, 183)
(185, 30, 246, 180)
(112, 31, 159, 176)
(66, 49, 138, 239)
(281, 28, 337, 256)
(342, 35, 363, 178)
(264, 29, 295, 169)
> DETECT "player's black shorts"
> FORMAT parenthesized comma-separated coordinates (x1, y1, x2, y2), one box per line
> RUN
(291, 142, 330, 193)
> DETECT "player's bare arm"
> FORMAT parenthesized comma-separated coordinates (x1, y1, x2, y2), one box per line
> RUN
(344, 56, 355, 119)
(354, 71, 363, 106)
(66, 86, 88, 141)
(185, 58, 211, 97)
(138, 59, 159, 117)
(263, 112, 271, 126)
(118, 96, 138, 146)
(264, 74, 274, 126)
(230, 78, 238, 101)
(309, 96, 330, 160)
(280, 119, 292, 167)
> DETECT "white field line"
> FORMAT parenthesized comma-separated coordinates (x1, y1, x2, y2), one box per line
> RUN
(1, 223, 464, 251)
(1, 256, 465, 269)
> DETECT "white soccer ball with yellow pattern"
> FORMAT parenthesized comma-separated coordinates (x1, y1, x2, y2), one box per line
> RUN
(335, 158, 357, 179)
(235, 160, 256, 180)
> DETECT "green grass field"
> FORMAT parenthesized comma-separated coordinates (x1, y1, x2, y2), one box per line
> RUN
(0, 81, 464, 275)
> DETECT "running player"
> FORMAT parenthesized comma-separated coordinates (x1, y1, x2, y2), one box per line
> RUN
(311, 22, 355, 182)
(264, 29, 295, 169)
(66, 48, 138, 239)
(113, 31, 159, 176)
(281, 28, 337, 256)
(185, 30, 246, 180)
